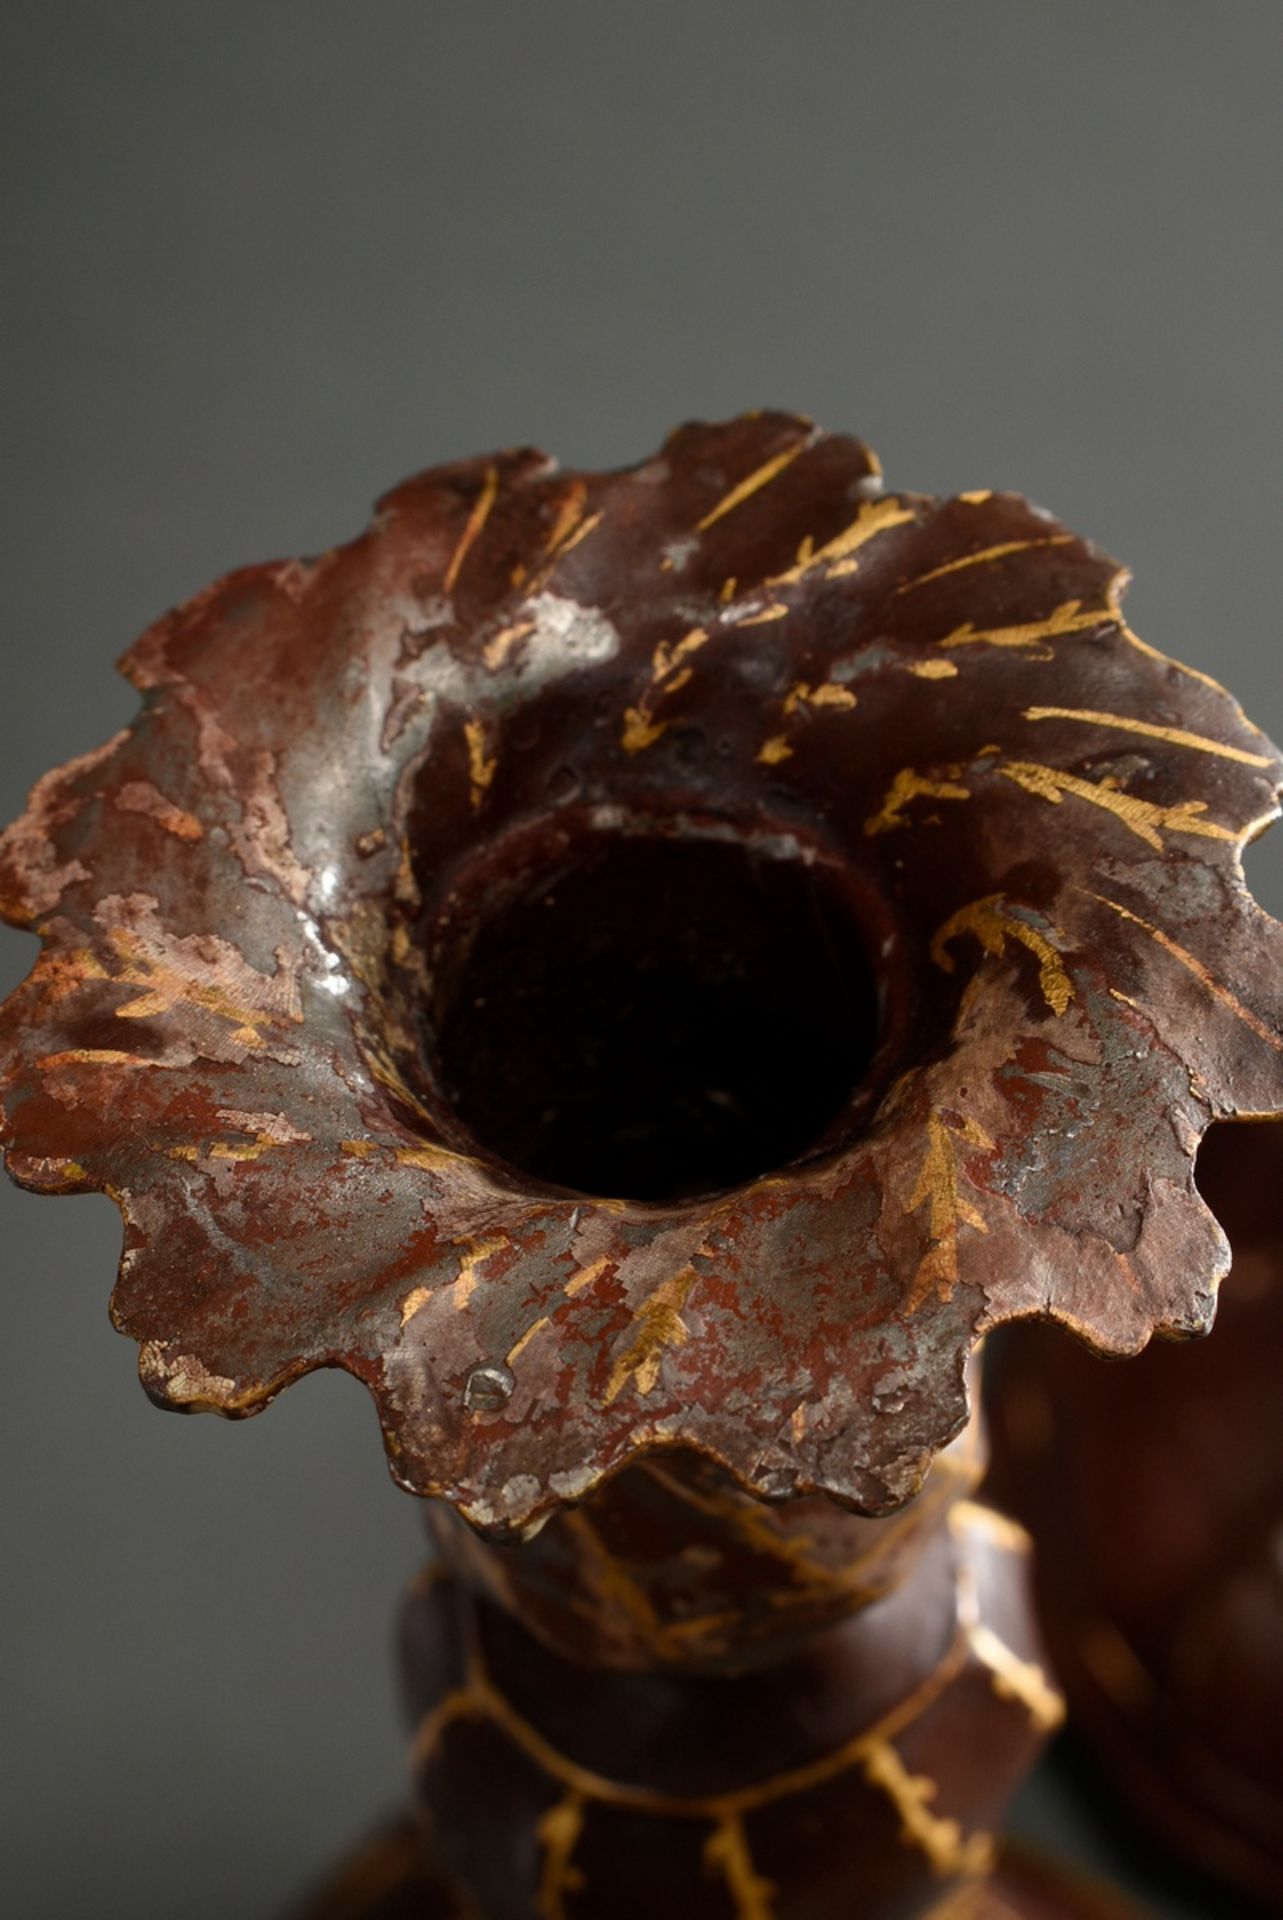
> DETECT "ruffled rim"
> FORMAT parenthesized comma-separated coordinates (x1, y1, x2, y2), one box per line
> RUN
(1, 412, 1281, 1532)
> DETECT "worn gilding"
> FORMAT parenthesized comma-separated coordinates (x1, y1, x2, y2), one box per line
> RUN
(0, 411, 1281, 1536)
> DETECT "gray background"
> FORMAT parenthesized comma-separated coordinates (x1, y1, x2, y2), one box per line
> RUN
(2, 4, 1280, 1916)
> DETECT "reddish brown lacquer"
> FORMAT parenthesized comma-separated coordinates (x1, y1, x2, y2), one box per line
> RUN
(3, 414, 1282, 1917)
(989, 1116, 1283, 1910)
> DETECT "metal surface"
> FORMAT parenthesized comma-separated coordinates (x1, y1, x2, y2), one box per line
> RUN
(2, 413, 1282, 1543)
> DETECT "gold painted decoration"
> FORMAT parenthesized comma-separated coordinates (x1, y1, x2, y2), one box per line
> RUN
(0, 410, 1279, 1536)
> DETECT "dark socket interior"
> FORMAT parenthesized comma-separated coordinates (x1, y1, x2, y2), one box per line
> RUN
(431, 832, 881, 1203)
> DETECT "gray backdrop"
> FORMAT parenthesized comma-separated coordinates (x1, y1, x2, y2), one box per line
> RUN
(2, 5, 1280, 1916)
